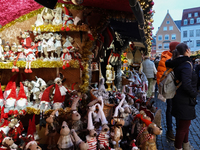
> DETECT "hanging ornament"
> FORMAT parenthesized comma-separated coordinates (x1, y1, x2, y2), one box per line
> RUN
(151, 27, 154, 30)
(150, 1, 154, 6)
(150, 18, 154, 23)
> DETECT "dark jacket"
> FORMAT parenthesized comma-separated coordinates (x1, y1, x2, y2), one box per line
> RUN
(165, 56, 198, 120)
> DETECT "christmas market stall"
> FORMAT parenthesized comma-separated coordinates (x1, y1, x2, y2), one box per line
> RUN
(0, 0, 161, 150)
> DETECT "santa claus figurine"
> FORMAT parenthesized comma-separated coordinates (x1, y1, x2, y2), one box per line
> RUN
(61, 5, 74, 31)
(53, 84, 64, 109)
(21, 31, 32, 48)
(15, 82, 27, 111)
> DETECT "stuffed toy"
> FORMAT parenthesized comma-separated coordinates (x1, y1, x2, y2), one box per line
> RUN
(47, 33, 56, 60)
(61, 6, 74, 31)
(53, 84, 64, 109)
(20, 31, 32, 49)
(0, 107, 10, 135)
(86, 105, 98, 150)
(0, 132, 18, 150)
(0, 84, 4, 107)
(61, 46, 72, 69)
(57, 121, 74, 150)
(54, 33, 62, 59)
(15, 82, 27, 111)
(41, 7, 55, 25)
(71, 129, 88, 150)
(3, 44, 11, 61)
(35, 14, 44, 27)
(9, 43, 17, 61)
(31, 78, 41, 103)
(24, 47, 36, 73)
(23, 80, 33, 103)
(41, 33, 49, 61)
(37, 34, 44, 59)
(4, 82, 16, 113)
(39, 84, 54, 111)
(52, 7, 63, 25)
(0, 36, 4, 61)
(45, 109, 59, 149)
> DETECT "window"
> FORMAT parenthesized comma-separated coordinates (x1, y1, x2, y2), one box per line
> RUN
(158, 35, 162, 41)
(195, 12, 198, 17)
(188, 13, 192, 18)
(197, 18, 200, 23)
(189, 40, 194, 48)
(171, 34, 176, 40)
(153, 47, 156, 50)
(184, 19, 188, 25)
(196, 29, 200, 37)
(183, 41, 188, 44)
(183, 31, 187, 37)
(189, 30, 194, 37)
(166, 21, 170, 24)
(158, 44, 162, 49)
(164, 43, 169, 49)
(197, 40, 200, 47)
(164, 34, 169, 40)
(163, 26, 167, 31)
(190, 18, 194, 24)
(169, 26, 173, 30)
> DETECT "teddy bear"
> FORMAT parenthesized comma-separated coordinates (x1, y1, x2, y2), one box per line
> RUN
(57, 121, 74, 150)
(0, 132, 18, 150)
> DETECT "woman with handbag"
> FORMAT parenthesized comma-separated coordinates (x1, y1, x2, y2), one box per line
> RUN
(165, 43, 198, 150)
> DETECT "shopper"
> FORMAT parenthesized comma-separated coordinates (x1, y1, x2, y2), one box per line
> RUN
(156, 41, 180, 141)
(195, 59, 200, 91)
(153, 55, 160, 97)
(139, 55, 157, 98)
(165, 43, 198, 150)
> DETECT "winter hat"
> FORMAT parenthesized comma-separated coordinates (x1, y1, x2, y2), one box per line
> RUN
(4, 74, 18, 92)
(17, 82, 27, 101)
(169, 42, 180, 52)
(131, 140, 138, 150)
(64, 6, 69, 16)
(53, 84, 63, 103)
(6, 82, 17, 100)
(140, 115, 152, 127)
(40, 84, 54, 102)
(0, 83, 4, 100)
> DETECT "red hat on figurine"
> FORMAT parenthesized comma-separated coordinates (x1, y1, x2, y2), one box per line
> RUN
(41, 84, 54, 102)
(64, 6, 69, 16)
(17, 82, 27, 101)
(53, 84, 63, 103)
(140, 115, 152, 127)
(6, 82, 17, 100)
(4, 74, 18, 94)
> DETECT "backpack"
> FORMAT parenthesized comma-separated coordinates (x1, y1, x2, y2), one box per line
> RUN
(158, 61, 192, 99)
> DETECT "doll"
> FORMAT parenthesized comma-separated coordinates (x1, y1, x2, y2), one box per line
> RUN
(24, 48, 36, 73)
(35, 14, 44, 27)
(37, 34, 44, 59)
(42, 33, 49, 60)
(52, 7, 63, 25)
(61, 46, 72, 69)
(57, 121, 74, 150)
(3, 44, 11, 61)
(52, 84, 64, 109)
(45, 109, 59, 149)
(0, 133, 18, 150)
(41, 7, 55, 25)
(15, 82, 27, 111)
(0, 36, 4, 61)
(47, 33, 56, 60)
(21, 31, 32, 49)
(54, 33, 62, 59)
(61, 6, 74, 31)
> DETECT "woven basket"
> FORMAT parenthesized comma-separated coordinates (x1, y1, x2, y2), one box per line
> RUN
(122, 77, 131, 85)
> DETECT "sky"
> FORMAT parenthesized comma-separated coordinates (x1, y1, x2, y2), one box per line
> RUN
(152, 0, 200, 36)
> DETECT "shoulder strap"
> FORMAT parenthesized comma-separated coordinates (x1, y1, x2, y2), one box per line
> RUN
(186, 61, 193, 70)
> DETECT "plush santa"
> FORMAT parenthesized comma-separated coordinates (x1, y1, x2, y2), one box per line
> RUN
(4, 82, 17, 113)
(15, 82, 27, 111)
(131, 140, 139, 150)
(61, 46, 72, 69)
(53, 77, 69, 100)
(61, 6, 74, 31)
(0, 107, 10, 135)
(21, 31, 32, 48)
(39, 84, 54, 111)
(53, 84, 64, 109)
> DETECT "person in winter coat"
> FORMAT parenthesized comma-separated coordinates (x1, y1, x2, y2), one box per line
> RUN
(139, 55, 157, 98)
(195, 59, 200, 90)
(156, 41, 180, 141)
(165, 43, 198, 150)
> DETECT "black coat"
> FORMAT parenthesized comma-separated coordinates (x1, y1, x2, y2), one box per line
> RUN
(165, 56, 198, 120)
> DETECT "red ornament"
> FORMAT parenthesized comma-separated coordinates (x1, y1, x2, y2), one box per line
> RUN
(150, 1, 154, 6)
(150, 33, 152, 36)
(151, 27, 154, 30)
(148, 10, 153, 14)
(148, 22, 151, 25)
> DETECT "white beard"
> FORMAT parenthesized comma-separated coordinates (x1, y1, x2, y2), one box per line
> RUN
(5, 98, 16, 107)
(16, 99, 27, 107)
(53, 102, 62, 109)
(0, 126, 10, 134)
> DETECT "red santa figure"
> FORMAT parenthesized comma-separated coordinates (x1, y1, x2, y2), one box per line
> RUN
(39, 84, 54, 111)
(53, 84, 64, 109)
(0, 83, 4, 107)
(131, 140, 139, 150)
(0, 107, 10, 135)
(21, 31, 32, 48)
(15, 82, 27, 111)
(5, 82, 17, 113)
(61, 46, 72, 69)
(61, 6, 74, 31)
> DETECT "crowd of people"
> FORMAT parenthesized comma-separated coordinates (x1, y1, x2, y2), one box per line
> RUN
(140, 42, 199, 150)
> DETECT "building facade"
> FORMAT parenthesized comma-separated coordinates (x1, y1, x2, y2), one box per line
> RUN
(151, 36, 156, 56)
(156, 12, 181, 54)
(181, 7, 200, 52)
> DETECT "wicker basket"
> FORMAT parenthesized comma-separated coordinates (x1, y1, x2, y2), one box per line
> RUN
(122, 77, 131, 85)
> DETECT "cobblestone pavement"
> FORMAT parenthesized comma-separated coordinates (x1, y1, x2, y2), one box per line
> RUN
(154, 94, 200, 150)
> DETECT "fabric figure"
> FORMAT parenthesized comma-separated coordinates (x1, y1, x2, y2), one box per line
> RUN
(86, 136, 97, 150)
(98, 132, 109, 147)
(57, 134, 74, 149)
(8, 121, 24, 142)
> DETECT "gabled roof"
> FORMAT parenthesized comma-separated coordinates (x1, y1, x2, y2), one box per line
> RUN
(181, 7, 200, 26)
(174, 20, 181, 30)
